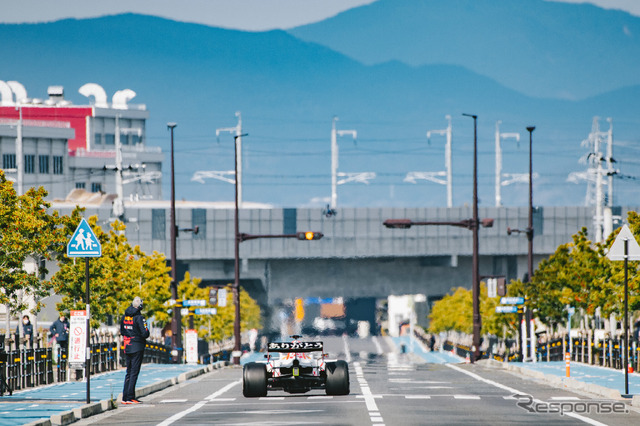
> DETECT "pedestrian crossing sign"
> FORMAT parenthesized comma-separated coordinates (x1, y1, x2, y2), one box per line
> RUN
(67, 218, 102, 257)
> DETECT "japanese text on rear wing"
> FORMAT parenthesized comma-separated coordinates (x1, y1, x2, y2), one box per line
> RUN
(268, 341, 323, 352)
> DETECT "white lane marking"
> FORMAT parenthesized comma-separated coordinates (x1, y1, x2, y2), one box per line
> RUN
(550, 396, 581, 400)
(342, 334, 352, 363)
(354, 361, 384, 425)
(208, 398, 236, 402)
(204, 379, 241, 401)
(160, 399, 188, 403)
(157, 379, 240, 426)
(308, 396, 333, 400)
(405, 395, 431, 399)
(371, 336, 383, 355)
(261, 397, 284, 400)
(454, 395, 481, 400)
(445, 364, 607, 426)
(356, 394, 383, 399)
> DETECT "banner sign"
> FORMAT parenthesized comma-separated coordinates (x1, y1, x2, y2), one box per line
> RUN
(185, 329, 198, 364)
(69, 310, 87, 367)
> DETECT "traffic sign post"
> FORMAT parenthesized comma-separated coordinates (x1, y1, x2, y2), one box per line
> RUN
(66, 219, 102, 404)
(606, 224, 640, 396)
(495, 306, 518, 314)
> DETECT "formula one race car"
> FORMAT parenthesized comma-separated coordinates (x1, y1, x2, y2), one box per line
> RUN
(242, 335, 350, 397)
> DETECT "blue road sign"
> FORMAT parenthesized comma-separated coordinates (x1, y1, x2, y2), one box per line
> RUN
(67, 218, 101, 257)
(500, 297, 525, 305)
(495, 305, 518, 314)
(194, 308, 217, 315)
(183, 299, 206, 307)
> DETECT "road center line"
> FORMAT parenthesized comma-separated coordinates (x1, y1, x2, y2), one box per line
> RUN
(445, 364, 606, 426)
(157, 379, 240, 426)
(354, 361, 383, 423)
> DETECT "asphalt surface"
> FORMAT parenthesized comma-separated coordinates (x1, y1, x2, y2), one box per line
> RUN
(69, 336, 640, 426)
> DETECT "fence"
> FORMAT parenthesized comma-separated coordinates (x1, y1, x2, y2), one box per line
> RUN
(0, 334, 173, 395)
(422, 329, 640, 372)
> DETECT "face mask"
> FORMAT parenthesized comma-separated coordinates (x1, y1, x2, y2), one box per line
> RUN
(23, 320, 29, 324)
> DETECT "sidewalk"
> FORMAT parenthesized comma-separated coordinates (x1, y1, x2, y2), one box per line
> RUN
(0, 363, 225, 426)
(494, 360, 640, 399)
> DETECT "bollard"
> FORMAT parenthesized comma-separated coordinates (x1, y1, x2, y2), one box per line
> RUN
(565, 352, 570, 377)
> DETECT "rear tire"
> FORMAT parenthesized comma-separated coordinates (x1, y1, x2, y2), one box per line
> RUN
(325, 360, 350, 395)
(243, 362, 267, 397)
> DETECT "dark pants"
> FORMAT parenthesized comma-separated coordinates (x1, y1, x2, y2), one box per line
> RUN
(123, 350, 144, 401)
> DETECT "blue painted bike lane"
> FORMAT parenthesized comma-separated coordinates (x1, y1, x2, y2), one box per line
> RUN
(391, 336, 464, 364)
(0, 364, 205, 426)
(514, 361, 640, 395)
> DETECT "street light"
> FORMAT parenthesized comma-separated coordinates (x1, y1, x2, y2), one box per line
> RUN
(167, 122, 182, 363)
(462, 113, 481, 362)
(506, 125, 535, 361)
(230, 132, 323, 363)
(233, 133, 248, 365)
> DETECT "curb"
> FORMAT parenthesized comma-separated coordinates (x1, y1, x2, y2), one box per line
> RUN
(33, 361, 229, 426)
(480, 359, 623, 400)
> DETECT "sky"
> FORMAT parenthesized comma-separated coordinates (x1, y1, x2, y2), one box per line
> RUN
(0, 0, 638, 30)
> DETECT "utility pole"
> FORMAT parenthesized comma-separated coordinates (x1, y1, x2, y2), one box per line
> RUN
(494, 121, 521, 207)
(605, 118, 615, 207)
(192, 113, 244, 205)
(567, 117, 617, 243)
(113, 116, 124, 218)
(405, 115, 453, 207)
(16, 104, 23, 195)
(217, 112, 243, 207)
(330, 116, 374, 210)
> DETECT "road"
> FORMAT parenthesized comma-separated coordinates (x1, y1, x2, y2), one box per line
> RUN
(77, 336, 640, 425)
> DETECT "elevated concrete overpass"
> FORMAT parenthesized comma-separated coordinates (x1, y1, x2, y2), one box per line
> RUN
(52, 204, 635, 311)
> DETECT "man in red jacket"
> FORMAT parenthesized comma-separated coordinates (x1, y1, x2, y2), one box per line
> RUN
(120, 296, 149, 404)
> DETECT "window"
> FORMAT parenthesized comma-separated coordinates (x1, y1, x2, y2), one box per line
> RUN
(91, 182, 102, 193)
(24, 155, 35, 174)
(2, 154, 16, 169)
(131, 134, 141, 145)
(95, 134, 102, 145)
(152, 209, 166, 240)
(192, 208, 206, 240)
(53, 156, 64, 174)
(104, 134, 115, 145)
(39, 155, 50, 174)
(75, 182, 85, 189)
(120, 133, 129, 145)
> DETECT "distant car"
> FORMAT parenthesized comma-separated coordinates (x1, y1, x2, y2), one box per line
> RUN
(242, 335, 350, 397)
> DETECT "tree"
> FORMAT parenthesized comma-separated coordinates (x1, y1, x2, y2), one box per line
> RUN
(52, 218, 171, 328)
(0, 171, 77, 334)
(205, 285, 262, 343)
(428, 283, 517, 337)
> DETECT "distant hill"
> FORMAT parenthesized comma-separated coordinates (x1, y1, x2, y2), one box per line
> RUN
(0, 14, 638, 208)
(289, 0, 640, 100)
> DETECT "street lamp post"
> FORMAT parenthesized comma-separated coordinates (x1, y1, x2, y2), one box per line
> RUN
(232, 133, 247, 365)
(462, 113, 481, 362)
(507, 126, 535, 361)
(383, 215, 494, 363)
(167, 122, 183, 363)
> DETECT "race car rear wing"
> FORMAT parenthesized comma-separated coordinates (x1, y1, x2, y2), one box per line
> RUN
(268, 341, 323, 352)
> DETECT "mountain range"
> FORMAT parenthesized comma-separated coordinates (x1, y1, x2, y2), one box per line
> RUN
(0, 0, 638, 208)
